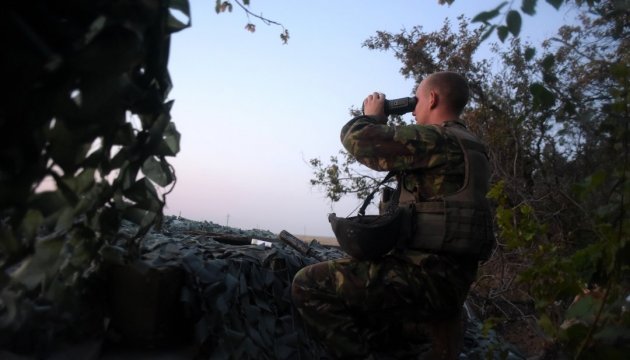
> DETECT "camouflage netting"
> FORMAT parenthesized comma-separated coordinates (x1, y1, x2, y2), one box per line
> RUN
(128, 216, 340, 359)
(101, 216, 524, 360)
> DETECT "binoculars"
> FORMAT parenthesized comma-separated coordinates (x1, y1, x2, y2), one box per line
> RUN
(362, 96, 418, 116)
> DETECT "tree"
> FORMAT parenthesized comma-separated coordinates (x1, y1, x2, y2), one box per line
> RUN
(504, 3, 630, 356)
(444, 0, 609, 43)
(0, 0, 286, 354)
(0, 0, 186, 351)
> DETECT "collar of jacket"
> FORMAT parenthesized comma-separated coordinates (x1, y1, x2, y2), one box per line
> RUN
(443, 119, 467, 128)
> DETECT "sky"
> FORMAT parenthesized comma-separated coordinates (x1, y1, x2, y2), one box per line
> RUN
(164, 0, 577, 236)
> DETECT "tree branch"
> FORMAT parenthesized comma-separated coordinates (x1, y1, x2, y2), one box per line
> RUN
(233, 0, 282, 26)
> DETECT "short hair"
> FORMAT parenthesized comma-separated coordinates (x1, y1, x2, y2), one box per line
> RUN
(424, 71, 469, 115)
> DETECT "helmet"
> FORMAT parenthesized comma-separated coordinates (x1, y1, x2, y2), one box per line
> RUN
(328, 208, 404, 261)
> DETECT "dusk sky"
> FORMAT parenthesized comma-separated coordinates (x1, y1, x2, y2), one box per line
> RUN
(164, 0, 576, 236)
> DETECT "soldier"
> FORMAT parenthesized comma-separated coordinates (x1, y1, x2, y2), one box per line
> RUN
(291, 71, 494, 359)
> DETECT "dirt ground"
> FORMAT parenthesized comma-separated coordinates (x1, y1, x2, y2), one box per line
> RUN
(297, 235, 339, 247)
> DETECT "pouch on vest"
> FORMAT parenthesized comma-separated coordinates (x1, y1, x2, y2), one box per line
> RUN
(405, 124, 496, 261)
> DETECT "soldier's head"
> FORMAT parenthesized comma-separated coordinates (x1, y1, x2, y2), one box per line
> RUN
(413, 71, 469, 125)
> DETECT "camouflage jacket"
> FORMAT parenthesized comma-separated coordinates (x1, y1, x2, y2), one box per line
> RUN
(341, 115, 468, 201)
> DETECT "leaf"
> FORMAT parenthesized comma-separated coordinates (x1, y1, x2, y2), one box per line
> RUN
(610, 63, 629, 79)
(220, 1, 233, 12)
(142, 156, 173, 187)
(54, 174, 80, 206)
(29, 191, 67, 217)
(124, 177, 160, 210)
(110, 148, 129, 169)
(594, 324, 630, 344)
(481, 317, 500, 336)
(543, 71, 558, 84)
(96, 206, 120, 236)
(506, 10, 522, 37)
(167, 0, 191, 32)
(82, 146, 105, 168)
(280, 29, 289, 44)
(472, 2, 509, 23)
(472, 10, 500, 24)
(245, 23, 256, 33)
(546, 0, 564, 10)
(587, 170, 608, 188)
(0, 227, 21, 265)
(156, 122, 181, 156)
(561, 319, 589, 346)
(20, 209, 44, 241)
(167, 14, 189, 33)
(70, 167, 96, 193)
(122, 207, 155, 228)
(216, 1, 231, 13)
(524, 47, 536, 61)
(541, 54, 555, 70)
(55, 207, 75, 232)
(49, 121, 90, 174)
(563, 101, 576, 115)
(566, 294, 599, 319)
(538, 313, 557, 337)
(146, 112, 171, 150)
(114, 123, 135, 145)
(12, 236, 65, 290)
(498, 26, 509, 42)
(521, 0, 538, 15)
(530, 83, 556, 109)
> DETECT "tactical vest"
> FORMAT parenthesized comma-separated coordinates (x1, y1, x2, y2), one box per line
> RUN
(398, 123, 495, 260)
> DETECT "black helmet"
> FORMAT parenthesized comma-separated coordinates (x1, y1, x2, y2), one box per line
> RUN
(328, 208, 404, 261)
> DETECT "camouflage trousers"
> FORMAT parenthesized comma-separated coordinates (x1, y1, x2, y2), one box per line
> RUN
(291, 252, 476, 359)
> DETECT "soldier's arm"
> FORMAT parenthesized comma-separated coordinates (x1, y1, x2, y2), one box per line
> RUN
(340, 116, 447, 172)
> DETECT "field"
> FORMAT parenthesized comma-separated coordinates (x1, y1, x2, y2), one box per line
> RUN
(296, 235, 339, 247)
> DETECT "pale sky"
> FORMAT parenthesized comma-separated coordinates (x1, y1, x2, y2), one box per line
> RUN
(164, 0, 576, 236)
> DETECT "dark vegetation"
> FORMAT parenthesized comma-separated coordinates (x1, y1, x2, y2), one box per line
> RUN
(0, 0, 628, 359)
(0, 0, 189, 354)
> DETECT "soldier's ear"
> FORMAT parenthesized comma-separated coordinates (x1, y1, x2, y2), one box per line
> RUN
(429, 90, 439, 110)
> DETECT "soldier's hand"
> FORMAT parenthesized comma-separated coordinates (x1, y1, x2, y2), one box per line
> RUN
(363, 92, 386, 119)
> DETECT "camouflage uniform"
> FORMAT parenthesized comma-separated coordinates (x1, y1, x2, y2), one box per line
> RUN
(292, 116, 481, 359)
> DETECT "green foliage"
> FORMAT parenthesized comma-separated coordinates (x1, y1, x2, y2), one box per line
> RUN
(497, 26, 510, 42)
(466, 0, 607, 42)
(309, 151, 384, 203)
(546, 0, 565, 9)
(487, 181, 548, 249)
(522, 0, 538, 15)
(0, 0, 286, 353)
(524, 47, 537, 61)
(0, 0, 186, 351)
(489, 14, 630, 354)
(472, 2, 508, 24)
(530, 83, 556, 110)
(506, 10, 523, 37)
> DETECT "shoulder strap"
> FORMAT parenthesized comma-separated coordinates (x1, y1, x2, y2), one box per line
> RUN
(358, 171, 397, 216)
